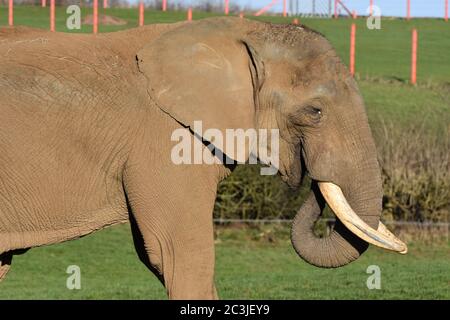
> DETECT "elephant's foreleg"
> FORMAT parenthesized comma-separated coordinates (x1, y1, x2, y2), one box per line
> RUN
(129, 212, 165, 285)
(124, 161, 224, 300)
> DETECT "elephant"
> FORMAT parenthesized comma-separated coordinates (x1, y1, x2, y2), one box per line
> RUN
(0, 17, 407, 299)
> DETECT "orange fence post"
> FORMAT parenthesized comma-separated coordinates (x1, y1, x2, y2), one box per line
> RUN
(334, 0, 338, 18)
(42, 0, 46, 8)
(50, 0, 55, 31)
(350, 23, 356, 76)
(445, 0, 448, 21)
(225, 0, 229, 15)
(352, 10, 357, 19)
(407, 0, 411, 20)
(292, 18, 299, 25)
(187, 7, 192, 21)
(103, 0, 108, 9)
(370, 0, 373, 15)
(239, 12, 244, 18)
(93, 0, 98, 33)
(411, 29, 417, 85)
(139, 1, 144, 26)
(8, 0, 13, 26)
(163, 0, 167, 12)
(283, 0, 287, 17)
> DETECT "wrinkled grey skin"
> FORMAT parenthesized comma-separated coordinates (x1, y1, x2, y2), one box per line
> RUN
(0, 18, 382, 299)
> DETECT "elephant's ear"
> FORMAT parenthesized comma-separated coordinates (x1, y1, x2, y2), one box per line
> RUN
(136, 21, 264, 162)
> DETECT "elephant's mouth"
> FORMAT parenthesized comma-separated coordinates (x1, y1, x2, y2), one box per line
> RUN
(314, 180, 407, 253)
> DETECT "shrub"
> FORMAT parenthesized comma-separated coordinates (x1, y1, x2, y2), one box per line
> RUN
(214, 165, 309, 220)
(375, 121, 450, 223)
(214, 122, 449, 223)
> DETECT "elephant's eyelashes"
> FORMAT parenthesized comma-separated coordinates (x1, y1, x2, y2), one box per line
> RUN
(289, 105, 324, 128)
(305, 106, 322, 117)
(303, 106, 323, 125)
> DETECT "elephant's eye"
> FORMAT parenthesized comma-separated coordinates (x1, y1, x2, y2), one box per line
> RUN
(305, 106, 323, 122)
(290, 105, 324, 127)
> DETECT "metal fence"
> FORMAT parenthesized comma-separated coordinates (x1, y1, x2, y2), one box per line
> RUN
(213, 218, 450, 227)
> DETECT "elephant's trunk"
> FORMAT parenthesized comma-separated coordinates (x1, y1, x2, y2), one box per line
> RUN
(291, 160, 407, 268)
(291, 183, 370, 268)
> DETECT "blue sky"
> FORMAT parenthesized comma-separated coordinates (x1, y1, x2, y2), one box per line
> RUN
(150, 1, 448, 18)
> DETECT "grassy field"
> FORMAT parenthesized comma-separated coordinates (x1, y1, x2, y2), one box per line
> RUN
(0, 6, 448, 299)
(0, 223, 448, 299)
(1, 5, 449, 127)
(1, 6, 450, 83)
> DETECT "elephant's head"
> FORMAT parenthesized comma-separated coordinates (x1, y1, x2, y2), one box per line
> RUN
(137, 18, 407, 268)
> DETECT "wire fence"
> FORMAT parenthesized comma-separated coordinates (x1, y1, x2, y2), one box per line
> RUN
(213, 218, 450, 227)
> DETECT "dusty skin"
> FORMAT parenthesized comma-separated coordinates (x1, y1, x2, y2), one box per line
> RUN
(0, 17, 405, 299)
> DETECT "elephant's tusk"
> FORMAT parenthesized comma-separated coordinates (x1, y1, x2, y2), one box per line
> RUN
(377, 222, 408, 254)
(318, 182, 408, 254)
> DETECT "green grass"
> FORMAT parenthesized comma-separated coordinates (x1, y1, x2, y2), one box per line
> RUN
(0, 5, 223, 33)
(361, 80, 450, 129)
(1, 6, 448, 127)
(1, 6, 449, 83)
(0, 224, 448, 299)
(262, 17, 450, 84)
